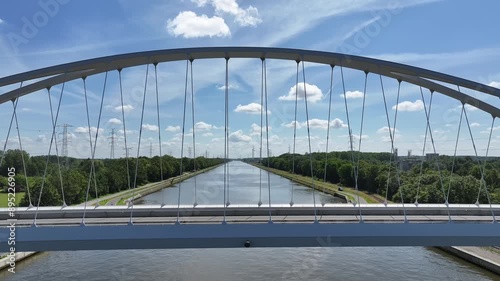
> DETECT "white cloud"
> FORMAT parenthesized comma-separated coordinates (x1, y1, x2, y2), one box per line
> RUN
(352, 134, 369, 141)
(217, 84, 238, 90)
(377, 126, 399, 134)
(307, 118, 347, 130)
(229, 130, 252, 142)
(74, 126, 104, 134)
(167, 11, 230, 38)
(250, 123, 270, 136)
(21, 108, 32, 112)
(193, 0, 262, 26)
(113, 104, 134, 112)
(283, 121, 302, 129)
(279, 83, 323, 103)
(118, 129, 135, 135)
(234, 103, 270, 114)
(0, 18, 4, 24)
(108, 118, 122, 125)
(340, 90, 364, 99)
(142, 124, 159, 132)
(392, 100, 424, 112)
(36, 135, 47, 143)
(165, 126, 181, 132)
(283, 119, 346, 130)
(195, 121, 216, 131)
(481, 126, 500, 134)
(470, 123, 481, 127)
(202, 132, 214, 137)
(489, 81, 500, 88)
(381, 134, 402, 142)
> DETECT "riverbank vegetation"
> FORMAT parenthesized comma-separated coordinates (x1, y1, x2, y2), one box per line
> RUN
(254, 151, 500, 204)
(0, 149, 224, 207)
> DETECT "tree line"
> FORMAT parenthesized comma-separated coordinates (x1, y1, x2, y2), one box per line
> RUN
(259, 151, 500, 204)
(0, 149, 224, 206)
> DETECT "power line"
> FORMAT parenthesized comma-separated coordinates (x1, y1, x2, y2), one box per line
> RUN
(57, 123, 72, 167)
(109, 128, 116, 159)
(149, 141, 153, 158)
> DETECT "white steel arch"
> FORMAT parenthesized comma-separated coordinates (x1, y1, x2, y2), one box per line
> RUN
(0, 47, 499, 117)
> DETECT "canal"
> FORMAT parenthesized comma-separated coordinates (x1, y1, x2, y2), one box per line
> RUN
(1, 161, 498, 280)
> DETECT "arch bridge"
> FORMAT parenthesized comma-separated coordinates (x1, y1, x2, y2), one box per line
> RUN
(0, 47, 499, 251)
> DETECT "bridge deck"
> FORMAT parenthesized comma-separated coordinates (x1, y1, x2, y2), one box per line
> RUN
(1, 204, 498, 221)
(1, 215, 495, 227)
(2, 204, 498, 251)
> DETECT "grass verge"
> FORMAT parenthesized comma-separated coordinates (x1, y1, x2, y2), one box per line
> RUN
(254, 164, 380, 204)
(0, 192, 25, 207)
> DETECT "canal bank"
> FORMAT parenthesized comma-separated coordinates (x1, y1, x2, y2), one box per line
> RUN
(94, 163, 224, 206)
(0, 252, 38, 272)
(124, 163, 224, 205)
(438, 247, 500, 275)
(251, 163, 377, 204)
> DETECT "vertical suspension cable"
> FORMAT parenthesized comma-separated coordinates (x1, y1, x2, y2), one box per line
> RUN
(0, 81, 24, 168)
(258, 58, 264, 207)
(1, 82, 33, 208)
(290, 61, 300, 206)
(340, 66, 363, 222)
(47, 87, 66, 206)
(13, 98, 32, 207)
(129, 64, 149, 224)
(446, 102, 464, 203)
(34, 83, 65, 225)
(381, 80, 400, 205)
(419, 89, 451, 221)
(353, 71, 369, 222)
(379, 76, 407, 222)
(226, 57, 231, 207)
(414, 86, 433, 204)
(118, 70, 131, 191)
(479, 118, 496, 222)
(189, 59, 198, 207)
(81, 78, 100, 206)
(321, 66, 334, 206)
(263, 58, 273, 222)
(302, 60, 318, 222)
(12, 83, 33, 208)
(0, 99, 17, 170)
(177, 59, 189, 223)
(154, 64, 164, 182)
(223, 57, 229, 221)
(81, 72, 108, 224)
(463, 109, 496, 222)
(82, 78, 97, 209)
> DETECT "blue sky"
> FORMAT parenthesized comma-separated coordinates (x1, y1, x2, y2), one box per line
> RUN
(0, 0, 499, 159)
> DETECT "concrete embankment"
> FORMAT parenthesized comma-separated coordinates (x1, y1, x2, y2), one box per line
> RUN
(0, 252, 38, 272)
(438, 247, 500, 275)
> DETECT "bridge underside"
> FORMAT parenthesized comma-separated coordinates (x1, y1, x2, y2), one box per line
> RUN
(2, 222, 500, 252)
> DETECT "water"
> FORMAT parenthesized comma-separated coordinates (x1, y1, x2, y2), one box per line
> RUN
(1, 161, 498, 280)
(138, 161, 343, 205)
